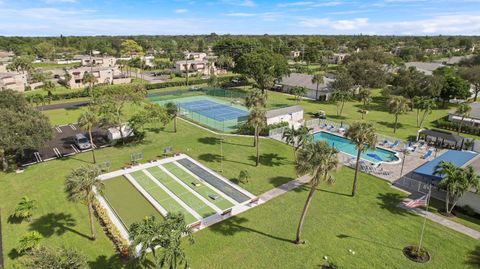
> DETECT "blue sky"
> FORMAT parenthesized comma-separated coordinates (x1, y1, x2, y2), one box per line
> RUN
(0, 0, 479, 36)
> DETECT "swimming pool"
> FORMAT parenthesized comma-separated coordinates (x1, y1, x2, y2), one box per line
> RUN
(313, 131, 400, 164)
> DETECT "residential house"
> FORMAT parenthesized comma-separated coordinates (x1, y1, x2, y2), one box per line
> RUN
(277, 73, 335, 101)
(266, 106, 304, 128)
(66, 67, 130, 89)
(326, 53, 348, 64)
(173, 59, 216, 76)
(448, 102, 480, 127)
(289, 50, 301, 59)
(0, 51, 14, 73)
(0, 72, 28, 92)
(184, 52, 207, 61)
(404, 62, 444, 76)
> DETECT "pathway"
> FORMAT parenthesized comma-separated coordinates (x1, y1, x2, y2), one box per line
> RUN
(259, 175, 310, 202)
(398, 202, 480, 240)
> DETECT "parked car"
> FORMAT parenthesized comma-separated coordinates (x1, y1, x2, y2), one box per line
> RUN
(74, 133, 91, 150)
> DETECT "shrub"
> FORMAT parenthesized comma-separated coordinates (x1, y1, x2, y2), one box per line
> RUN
(236, 121, 289, 136)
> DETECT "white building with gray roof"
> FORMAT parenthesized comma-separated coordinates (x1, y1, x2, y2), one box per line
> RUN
(277, 73, 334, 101)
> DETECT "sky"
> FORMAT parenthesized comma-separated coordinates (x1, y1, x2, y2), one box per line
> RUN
(0, 0, 480, 36)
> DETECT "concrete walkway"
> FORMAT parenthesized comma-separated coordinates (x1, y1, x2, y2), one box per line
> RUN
(259, 175, 310, 202)
(398, 202, 480, 240)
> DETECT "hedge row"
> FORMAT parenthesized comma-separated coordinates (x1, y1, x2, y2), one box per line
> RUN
(436, 118, 480, 135)
(92, 199, 129, 258)
(145, 75, 237, 90)
(236, 121, 289, 136)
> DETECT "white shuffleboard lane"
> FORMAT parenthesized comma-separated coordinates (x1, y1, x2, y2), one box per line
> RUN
(157, 165, 223, 213)
(142, 170, 202, 221)
(172, 161, 239, 206)
(124, 173, 169, 217)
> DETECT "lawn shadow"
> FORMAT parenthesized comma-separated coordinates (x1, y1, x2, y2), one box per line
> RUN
(376, 193, 413, 216)
(29, 212, 91, 240)
(378, 121, 402, 130)
(466, 245, 480, 267)
(268, 176, 306, 193)
(328, 115, 347, 120)
(210, 216, 293, 243)
(336, 233, 401, 251)
(317, 187, 351, 197)
(8, 248, 20, 260)
(198, 153, 254, 167)
(145, 126, 165, 134)
(88, 254, 151, 269)
(248, 153, 287, 167)
(7, 214, 24, 224)
(197, 137, 221, 145)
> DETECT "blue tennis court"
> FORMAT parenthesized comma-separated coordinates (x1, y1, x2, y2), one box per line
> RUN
(177, 99, 248, 121)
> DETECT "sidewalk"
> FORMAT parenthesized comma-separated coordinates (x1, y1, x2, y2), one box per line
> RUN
(398, 202, 480, 240)
(259, 175, 310, 202)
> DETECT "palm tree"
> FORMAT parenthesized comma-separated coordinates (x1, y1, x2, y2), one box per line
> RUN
(157, 213, 194, 269)
(345, 122, 377, 197)
(358, 88, 371, 110)
(294, 141, 338, 244)
(434, 162, 480, 215)
(82, 72, 96, 94)
(245, 89, 267, 109)
(413, 97, 437, 128)
(238, 170, 250, 184)
(64, 165, 104, 240)
(129, 216, 162, 259)
(282, 126, 297, 156)
(289, 86, 307, 104)
(13, 196, 37, 222)
(247, 107, 266, 167)
(78, 107, 99, 164)
(312, 73, 324, 100)
(18, 231, 42, 254)
(456, 102, 471, 134)
(387, 95, 410, 133)
(165, 102, 179, 133)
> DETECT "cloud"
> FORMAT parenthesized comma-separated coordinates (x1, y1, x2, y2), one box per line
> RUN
(278, 1, 344, 8)
(43, 0, 77, 3)
(174, 9, 188, 13)
(299, 18, 369, 30)
(221, 0, 256, 7)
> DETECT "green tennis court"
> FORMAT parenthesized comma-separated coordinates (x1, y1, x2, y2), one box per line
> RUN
(146, 166, 217, 218)
(103, 176, 163, 229)
(129, 171, 198, 224)
(162, 162, 234, 210)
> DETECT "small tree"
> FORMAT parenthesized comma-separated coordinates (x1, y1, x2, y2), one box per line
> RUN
(78, 106, 99, 163)
(289, 86, 307, 104)
(129, 216, 163, 259)
(238, 170, 250, 184)
(455, 102, 471, 134)
(387, 95, 410, 133)
(413, 97, 437, 128)
(331, 90, 352, 116)
(312, 73, 324, 100)
(358, 88, 372, 110)
(21, 245, 88, 269)
(82, 72, 96, 93)
(64, 165, 104, 240)
(434, 162, 480, 215)
(165, 102, 179, 133)
(345, 122, 377, 197)
(207, 74, 218, 88)
(18, 231, 42, 254)
(13, 196, 37, 222)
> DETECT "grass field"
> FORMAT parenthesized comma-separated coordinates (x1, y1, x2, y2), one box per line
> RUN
(2, 99, 479, 268)
(103, 176, 163, 229)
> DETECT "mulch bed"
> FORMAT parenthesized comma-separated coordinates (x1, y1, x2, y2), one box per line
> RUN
(403, 245, 431, 263)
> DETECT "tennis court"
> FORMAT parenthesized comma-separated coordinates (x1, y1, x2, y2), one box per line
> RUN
(153, 96, 249, 132)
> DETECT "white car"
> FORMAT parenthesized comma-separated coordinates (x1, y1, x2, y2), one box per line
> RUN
(74, 133, 91, 150)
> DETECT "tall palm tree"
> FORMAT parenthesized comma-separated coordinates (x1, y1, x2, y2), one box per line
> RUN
(78, 107, 99, 164)
(247, 107, 266, 167)
(387, 95, 410, 133)
(312, 73, 324, 100)
(245, 89, 267, 109)
(345, 122, 377, 197)
(294, 141, 338, 244)
(64, 165, 104, 240)
(358, 88, 372, 110)
(166, 102, 179, 133)
(282, 126, 297, 156)
(82, 72, 96, 94)
(129, 216, 162, 259)
(157, 213, 194, 269)
(13, 196, 37, 222)
(456, 102, 471, 134)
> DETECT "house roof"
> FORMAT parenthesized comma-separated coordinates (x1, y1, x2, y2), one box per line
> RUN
(404, 62, 444, 75)
(0, 72, 20, 78)
(418, 129, 465, 144)
(68, 66, 114, 72)
(413, 150, 478, 181)
(449, 103, 480, 120)
(433, 55, 473, 65)
(279, 73, 334, 91)
(266, 105, 303, 119)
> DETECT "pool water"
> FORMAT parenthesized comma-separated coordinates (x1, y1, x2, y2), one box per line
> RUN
(313, 131, 400, 164)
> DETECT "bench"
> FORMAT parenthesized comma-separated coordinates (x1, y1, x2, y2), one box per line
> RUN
(250, 197, 260, 206)
(190, 221, 202, 231)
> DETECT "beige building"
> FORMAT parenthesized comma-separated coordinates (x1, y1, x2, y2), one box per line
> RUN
(77, 55, 117, 68)
(0, 72, 28, 92)
(66, 67, 130, 89)
(0, 51, 14, 73)
(184, 52, 207, 61)
(173, 59, 215, 76)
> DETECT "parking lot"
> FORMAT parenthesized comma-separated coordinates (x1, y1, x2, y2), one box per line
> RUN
(18, 124, 109, 166)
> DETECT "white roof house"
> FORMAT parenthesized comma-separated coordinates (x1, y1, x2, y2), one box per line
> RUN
(448, 103, 480, 127)
(278, 73, 335, 100)
(404, 62, 445, 76)
(266, 105, 304, 127)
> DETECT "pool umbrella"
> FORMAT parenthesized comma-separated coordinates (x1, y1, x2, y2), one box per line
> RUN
(367, 153, 383, 162)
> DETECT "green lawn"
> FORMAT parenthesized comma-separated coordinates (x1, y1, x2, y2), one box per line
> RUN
(32, 62, 78, 70)
(24, 86, 84, 97)
(428, 198, 480, 232)
(103, 176, 163, 229)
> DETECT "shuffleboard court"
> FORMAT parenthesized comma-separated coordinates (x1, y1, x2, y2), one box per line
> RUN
(162, 162, 234, 210)
(129, 171, 197, 224)
(146, 167, 217, 218)
(103, 176, 163, 229)
(176, 158, 251, 203)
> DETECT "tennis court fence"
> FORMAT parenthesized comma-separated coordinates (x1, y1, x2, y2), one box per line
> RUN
(147, 87, 247, 102)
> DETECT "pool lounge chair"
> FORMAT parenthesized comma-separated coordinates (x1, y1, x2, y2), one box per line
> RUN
(389, 140, 399, 148)
(321, 123, 328, 129)
(421, 150, 433, 159)
(379, 139, 388, 146)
